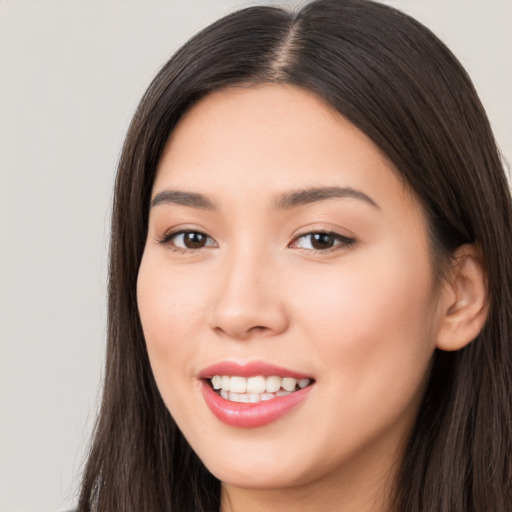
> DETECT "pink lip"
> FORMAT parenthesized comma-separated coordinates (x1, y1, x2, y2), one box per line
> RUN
(198, 361, 312, 380)
(198, 361, 314, 428)
(200, 381, 314, 428)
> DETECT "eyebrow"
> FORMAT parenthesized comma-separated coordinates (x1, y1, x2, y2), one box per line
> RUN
(276, 186, 379, 210)
(150, 186, 379, 210)
(151, 190, 215, 209)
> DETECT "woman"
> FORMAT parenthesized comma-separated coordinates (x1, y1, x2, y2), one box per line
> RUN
(77, 0, 512, 510)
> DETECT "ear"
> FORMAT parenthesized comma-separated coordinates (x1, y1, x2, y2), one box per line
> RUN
(435, 244, 489, 352)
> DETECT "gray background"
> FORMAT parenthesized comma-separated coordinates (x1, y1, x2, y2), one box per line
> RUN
(0, 1, 510, 511)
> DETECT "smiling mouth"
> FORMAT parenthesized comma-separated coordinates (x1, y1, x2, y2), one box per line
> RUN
(207, 375, 313, 404)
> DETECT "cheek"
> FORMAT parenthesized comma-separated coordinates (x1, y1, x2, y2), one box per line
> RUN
(136, 253, 213, 437)
(137, 254, 203, 385)
(282, 250, 438, 466)
(291, 247, 438, 385)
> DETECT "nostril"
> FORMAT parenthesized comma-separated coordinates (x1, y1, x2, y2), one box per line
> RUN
(213, 324, 270, 340)
(249, 326, 269, 332)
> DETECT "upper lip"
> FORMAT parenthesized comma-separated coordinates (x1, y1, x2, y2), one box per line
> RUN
(198, 361, 313, 380)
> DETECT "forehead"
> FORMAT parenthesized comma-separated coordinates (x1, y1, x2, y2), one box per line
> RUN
(154, 84, 420, 218)
(160, 84, 376, 170)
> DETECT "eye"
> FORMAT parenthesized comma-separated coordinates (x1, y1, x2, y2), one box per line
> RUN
(291, 231, 355, 252)
(159, 230, 217, 250)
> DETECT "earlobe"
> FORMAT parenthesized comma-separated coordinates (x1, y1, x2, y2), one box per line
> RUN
(435, 244, 489, 352)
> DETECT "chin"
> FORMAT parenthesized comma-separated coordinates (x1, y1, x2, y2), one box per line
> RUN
(192, 434, 320, 491)
(208, 459, 305, 490)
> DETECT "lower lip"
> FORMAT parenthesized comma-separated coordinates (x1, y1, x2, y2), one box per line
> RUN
(200, 381, 314, 428)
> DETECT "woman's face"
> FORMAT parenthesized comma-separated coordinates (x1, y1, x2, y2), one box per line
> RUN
(137, 85, 445, 494)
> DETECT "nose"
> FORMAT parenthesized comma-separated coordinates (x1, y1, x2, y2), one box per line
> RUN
(209, 248, 289, 341)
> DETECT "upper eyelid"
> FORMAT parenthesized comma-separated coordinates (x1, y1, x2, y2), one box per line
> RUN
(159, 225, 210, 238)
(294, 229, 352, 238)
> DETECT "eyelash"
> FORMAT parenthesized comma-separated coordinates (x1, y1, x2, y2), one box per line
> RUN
(290, 231, 356, 253)
(157, 229, 356, 254)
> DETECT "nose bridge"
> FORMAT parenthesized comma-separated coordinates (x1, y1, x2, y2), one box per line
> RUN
(210, 238, 288, 339)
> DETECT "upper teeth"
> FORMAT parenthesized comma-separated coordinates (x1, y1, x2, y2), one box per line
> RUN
(210, 375, 311, 394)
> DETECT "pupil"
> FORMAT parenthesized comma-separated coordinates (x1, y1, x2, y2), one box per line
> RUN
(312, 233, 333, 249)
(185, 232, 206, 248)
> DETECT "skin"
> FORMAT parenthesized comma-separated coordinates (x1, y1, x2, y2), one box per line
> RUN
(137, 84, 464, 511)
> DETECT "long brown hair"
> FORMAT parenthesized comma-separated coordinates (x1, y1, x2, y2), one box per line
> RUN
(77, 1, 512, 510)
